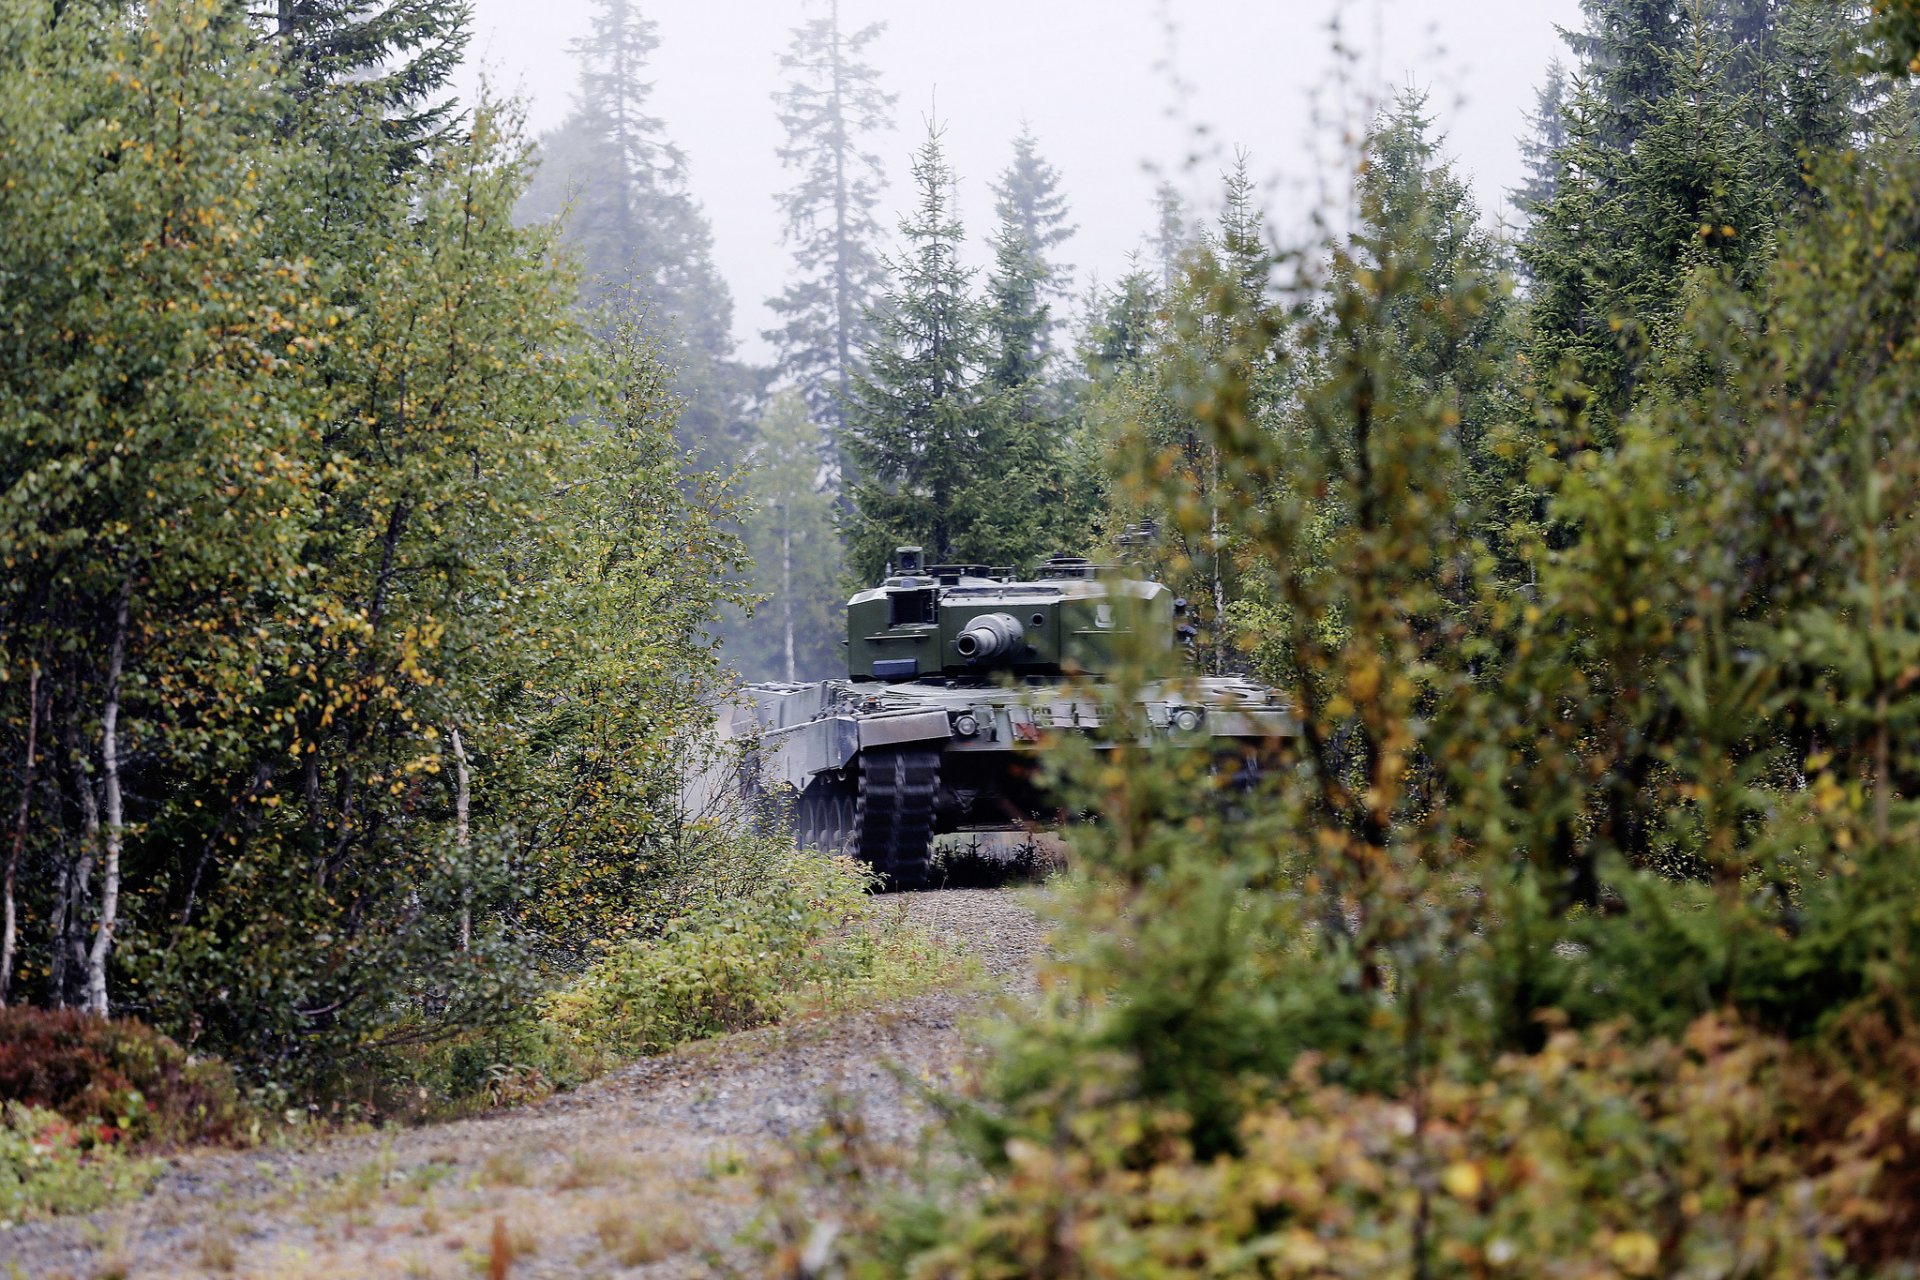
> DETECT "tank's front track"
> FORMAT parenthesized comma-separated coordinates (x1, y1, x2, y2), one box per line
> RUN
(854, 747, 940, 890)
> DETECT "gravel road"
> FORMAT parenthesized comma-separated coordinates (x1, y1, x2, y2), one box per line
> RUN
(0, 889, 1046, 1280)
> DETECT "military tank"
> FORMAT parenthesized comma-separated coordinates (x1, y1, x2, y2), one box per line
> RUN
(732, 546, 1292, 889)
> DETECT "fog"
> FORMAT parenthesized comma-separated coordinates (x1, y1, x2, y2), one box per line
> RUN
(456, 0, 1583, 362)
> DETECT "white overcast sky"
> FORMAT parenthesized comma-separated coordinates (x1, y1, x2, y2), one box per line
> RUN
(455, 0, 1584, 362)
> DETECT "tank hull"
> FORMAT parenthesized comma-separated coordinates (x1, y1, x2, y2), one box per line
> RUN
(732, 676, 1293, 888)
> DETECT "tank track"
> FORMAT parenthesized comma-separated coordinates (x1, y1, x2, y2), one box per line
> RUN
(855, 748, 939, 891)
(794, 774, 856, 856)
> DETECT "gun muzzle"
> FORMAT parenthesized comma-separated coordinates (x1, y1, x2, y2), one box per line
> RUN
(955, 613, 1025, 662)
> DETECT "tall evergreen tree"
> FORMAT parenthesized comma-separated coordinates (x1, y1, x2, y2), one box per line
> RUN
(1522, 0, 1846, 429)
(845, 124, 986, 578)
(1561, 0, 1689, 149)
(983, 130, 1093, 558)
(986, 125, 1075, 380)
(267, 0, 471, 170)
(517, 0, 745, 458)
(766, 0, 896, 476)
(1079, 262, 1163, 382)
(1513, 59, 1570, 219)
(845, 124, 1063, 580)
(1151, 180, 1192, 294)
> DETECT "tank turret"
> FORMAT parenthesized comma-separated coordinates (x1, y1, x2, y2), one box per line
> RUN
(844, 547, 1177, 682)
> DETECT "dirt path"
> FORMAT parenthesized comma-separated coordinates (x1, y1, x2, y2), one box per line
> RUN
(1, 890, 1045, 1280)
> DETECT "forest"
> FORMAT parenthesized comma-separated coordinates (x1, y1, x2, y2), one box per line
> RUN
(6, 0, 1920, 1274)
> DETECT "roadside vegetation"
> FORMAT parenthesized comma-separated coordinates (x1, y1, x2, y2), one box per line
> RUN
(765, 4, 1920, 1276)
(13, 0, 1920, 1273)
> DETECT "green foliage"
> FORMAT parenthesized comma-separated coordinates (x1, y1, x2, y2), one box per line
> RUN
(797, 20, 1920, 1273)
(545, 848, 872, 1058)
(844, 123, 1066, 580)
(0, 0, 750, 1089)
(836, 1016, 1918, 1279)
(1522, 0, 1861, 432)
(271, 0, 473, 172)
(0, 1103, 160, 1227)
(517, 0, 748, 461)
(765, 0, 896, 461)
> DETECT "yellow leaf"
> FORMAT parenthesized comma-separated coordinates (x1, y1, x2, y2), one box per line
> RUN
(1441, 1161, 1483, 1200)
(1609, 1231, 1659, 1276)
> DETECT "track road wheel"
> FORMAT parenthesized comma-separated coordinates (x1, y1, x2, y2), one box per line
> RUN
(796, 774, 855, 855)
(855, 748, 939, 891)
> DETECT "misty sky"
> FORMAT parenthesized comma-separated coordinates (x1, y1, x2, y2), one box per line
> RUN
(455, 0, 1585, 362)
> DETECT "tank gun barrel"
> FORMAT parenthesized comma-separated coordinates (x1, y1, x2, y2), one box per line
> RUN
(954, 612, 1024, 663)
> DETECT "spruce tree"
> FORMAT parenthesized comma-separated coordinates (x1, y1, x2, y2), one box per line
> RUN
(845, 124, 1061, 580)
(1523, 1, 1814, 430)
(1562, 0, 1688, 149)
(1080, 263, 1163, 381)
(983, 130, 1092, 559)
(1513, 59, 1570, 220)
(269, 0, 471, 169)
(845, 124, 985, 577)
(986, 125, 1076, 382)
(766, 0, 896, 476)
(517, 0, 745, 459)
(1151, 180, 1192, 293)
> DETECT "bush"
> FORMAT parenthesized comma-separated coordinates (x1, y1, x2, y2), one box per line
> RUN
(0, 1008, 252, 1150)
(0, 1103, 161, 1227)
(387, 848, 963, 1116)
(859, 1014, 1919, 1280)
(545, 849, 929, 1060)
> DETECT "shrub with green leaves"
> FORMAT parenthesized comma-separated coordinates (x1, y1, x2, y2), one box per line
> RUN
(796, 43, 1920, 1278)
(546, 848, 930, 1060)
(0, 1103, 160, 1227)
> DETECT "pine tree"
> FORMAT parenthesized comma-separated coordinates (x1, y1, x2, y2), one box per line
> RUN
(986, 125, 1076, 382)
(269, 0, 471, 170)
(1151, 180, 1192, 294)
(1514, 59, 1570, 219)
(766, 0, 896, 476)
(1562, 0, 1689, 149)
(1525, 2, 1795, 430)
(846, 123, 1068, 580)
(1357, 92, 1525, 575)
(845, 124, 985, 577)
(516, 0, 745, 459)
(984, 184, 1048, 391)
(1080, 262, 1163, 381)
(982, 130, 1093, 561)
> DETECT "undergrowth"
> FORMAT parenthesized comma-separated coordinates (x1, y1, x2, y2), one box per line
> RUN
(387, 847, 969, 1118)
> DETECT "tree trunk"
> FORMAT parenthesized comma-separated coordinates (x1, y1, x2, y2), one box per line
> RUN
(53, 718, 99, 1009)
(86, 576, 132, 1017)
(0, 667, 41, 1007)
(781, 514, 796, 682)
(1210, 443, 1227, 676)
(451, 726, 471, 953)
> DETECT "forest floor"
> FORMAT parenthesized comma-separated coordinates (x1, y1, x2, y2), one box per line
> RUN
(1, 889, 1046, 1280)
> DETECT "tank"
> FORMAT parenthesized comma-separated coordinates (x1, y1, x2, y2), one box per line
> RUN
(731, 545, 1293, 889)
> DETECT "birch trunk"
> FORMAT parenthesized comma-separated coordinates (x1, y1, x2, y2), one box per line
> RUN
(451, 726, 471, 952)
(86, 578, 131, 1017)
(781, 514, 796, 683)
(53, 721, 99, 1008)
(0, 667, 40, 1007)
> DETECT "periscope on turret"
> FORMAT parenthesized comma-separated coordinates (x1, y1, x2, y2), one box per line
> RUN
(730, 544, 1294, 890)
